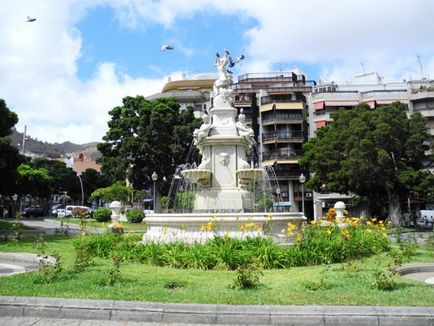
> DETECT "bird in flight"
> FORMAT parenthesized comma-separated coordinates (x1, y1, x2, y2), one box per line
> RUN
(160, 44, 174, 51)
(26, 16, 36, 22)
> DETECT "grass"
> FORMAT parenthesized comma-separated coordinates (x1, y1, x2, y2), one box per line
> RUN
(0, 235, 433, 306)
(47, 218, 148, 232)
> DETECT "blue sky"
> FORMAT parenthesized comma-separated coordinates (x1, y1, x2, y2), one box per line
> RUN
(1, 0, 434, 144)
(76, 7, 256, 80)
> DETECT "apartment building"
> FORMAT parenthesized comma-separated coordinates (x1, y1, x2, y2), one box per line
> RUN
(309, 72, 434, 219)
(147, 70, 434, 219)
(234, 72, 315, 216)
(147, 73, 217, 118)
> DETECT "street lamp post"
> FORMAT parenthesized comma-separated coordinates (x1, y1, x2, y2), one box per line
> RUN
(77, 174, 84, 206)
(151, 171, 158, 212)
(299, 173, 306, 215)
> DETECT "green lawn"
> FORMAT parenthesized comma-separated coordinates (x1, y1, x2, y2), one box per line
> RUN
(47, 217, 148, 232)
(0, 235, 433, 306)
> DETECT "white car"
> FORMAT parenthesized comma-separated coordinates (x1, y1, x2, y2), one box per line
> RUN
(56, 209, 66, 217)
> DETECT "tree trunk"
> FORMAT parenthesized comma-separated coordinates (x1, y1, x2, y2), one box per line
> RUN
(387, 188, 401, 226)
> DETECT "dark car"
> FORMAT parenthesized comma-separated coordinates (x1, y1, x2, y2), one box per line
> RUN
(22, 206, 45, 218)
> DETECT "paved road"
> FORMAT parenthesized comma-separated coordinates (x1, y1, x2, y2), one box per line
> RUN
(0, 218, 103, 237)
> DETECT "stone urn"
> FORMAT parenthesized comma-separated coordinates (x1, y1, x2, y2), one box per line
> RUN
(334, 201, 346, 223)
(108, 201, 123, 233)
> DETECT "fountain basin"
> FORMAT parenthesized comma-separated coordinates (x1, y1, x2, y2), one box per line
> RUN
(142, 212, 306, 244)
(181, 169, 212, 187)
(396, 263, 434, 285)
(237, 168, 264, 187)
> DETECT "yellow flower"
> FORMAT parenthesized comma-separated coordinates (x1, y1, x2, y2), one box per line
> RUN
(200, 224, 207, 232)
(326, 229, 332, 236)
(366, 221, 372, 226)
(341, 229, 350, 239)
(206, 221, 214, 231)
(366, 229, 372, 234)
(296, 233, 303, 242)
(211, 213, 217, 219)
(280, 228, 286, 234)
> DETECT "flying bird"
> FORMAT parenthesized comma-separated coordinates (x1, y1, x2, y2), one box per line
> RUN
(26, 16, 36, 22)
(160, 44, 174, 51)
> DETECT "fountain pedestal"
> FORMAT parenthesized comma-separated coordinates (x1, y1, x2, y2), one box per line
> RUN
(142, 50, 306, 244)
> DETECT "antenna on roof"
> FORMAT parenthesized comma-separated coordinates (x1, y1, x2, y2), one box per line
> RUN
(416, 55, 425, 79)
(360, 62, 366, 75)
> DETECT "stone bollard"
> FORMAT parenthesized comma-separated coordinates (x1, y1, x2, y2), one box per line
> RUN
(334, 201, 346, 224)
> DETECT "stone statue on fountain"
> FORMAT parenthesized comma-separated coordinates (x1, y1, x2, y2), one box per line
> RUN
(213, 50, 244, 104)
(235, 109, 255, 148)
(193, 112, 212, 146)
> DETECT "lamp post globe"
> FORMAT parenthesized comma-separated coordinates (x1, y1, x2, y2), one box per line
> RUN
(298, 173, 306, 215)
(151, 172, 158, 212)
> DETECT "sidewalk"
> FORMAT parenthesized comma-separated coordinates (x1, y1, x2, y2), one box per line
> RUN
(1, 296, 433, 325)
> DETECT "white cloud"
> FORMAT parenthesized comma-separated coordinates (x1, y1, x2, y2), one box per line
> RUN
(0, 0, 166, 144)
(110, 0, 434, 81)
(2, 0, 434, 145)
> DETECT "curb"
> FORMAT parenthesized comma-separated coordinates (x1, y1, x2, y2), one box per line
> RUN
(0, 296, 433, 325)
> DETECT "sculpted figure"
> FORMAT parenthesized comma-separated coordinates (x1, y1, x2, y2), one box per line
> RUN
(193, 113, 212, 145)
(213, 50, 244, 99)
(235, 109, 255, 147)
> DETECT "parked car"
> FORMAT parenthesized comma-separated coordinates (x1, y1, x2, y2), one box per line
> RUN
(417, 210, 434, 230)
(22, 206, 45, 218)
(51, 205, 65, 217)
(56, 209, 67, 217)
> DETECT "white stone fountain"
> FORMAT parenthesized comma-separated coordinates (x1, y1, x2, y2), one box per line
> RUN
(142, 50, 305, 243)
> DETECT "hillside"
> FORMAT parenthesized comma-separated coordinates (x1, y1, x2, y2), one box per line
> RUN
(10, 129, 101, 159)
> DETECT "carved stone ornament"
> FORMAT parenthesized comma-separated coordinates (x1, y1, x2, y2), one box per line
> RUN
(218, 152, 230, 166)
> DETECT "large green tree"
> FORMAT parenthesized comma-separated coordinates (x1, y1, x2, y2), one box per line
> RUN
(31, 158, 80, 200)
(300, 103, 433, 225)
(98, 96, 201, 192)
(79, 168, 110, 203)
(0, 99, 23, 197)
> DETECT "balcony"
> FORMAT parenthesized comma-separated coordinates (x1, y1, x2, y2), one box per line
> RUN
(274, 170, 305, 180)
(262, 149, 303, 162)
(261, 112, 304, 125)
(262, 130, 304, 144)
(234, 84, 313, 94)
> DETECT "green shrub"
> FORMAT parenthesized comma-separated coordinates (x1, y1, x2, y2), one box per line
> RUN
(74, 219, 391, 271)
(372, 268, 397, 291)
(73, 232, 121, 258)
(231, 262, 263, 289)
(125, 209, 145, 223)
(93, 208, 112, 222)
